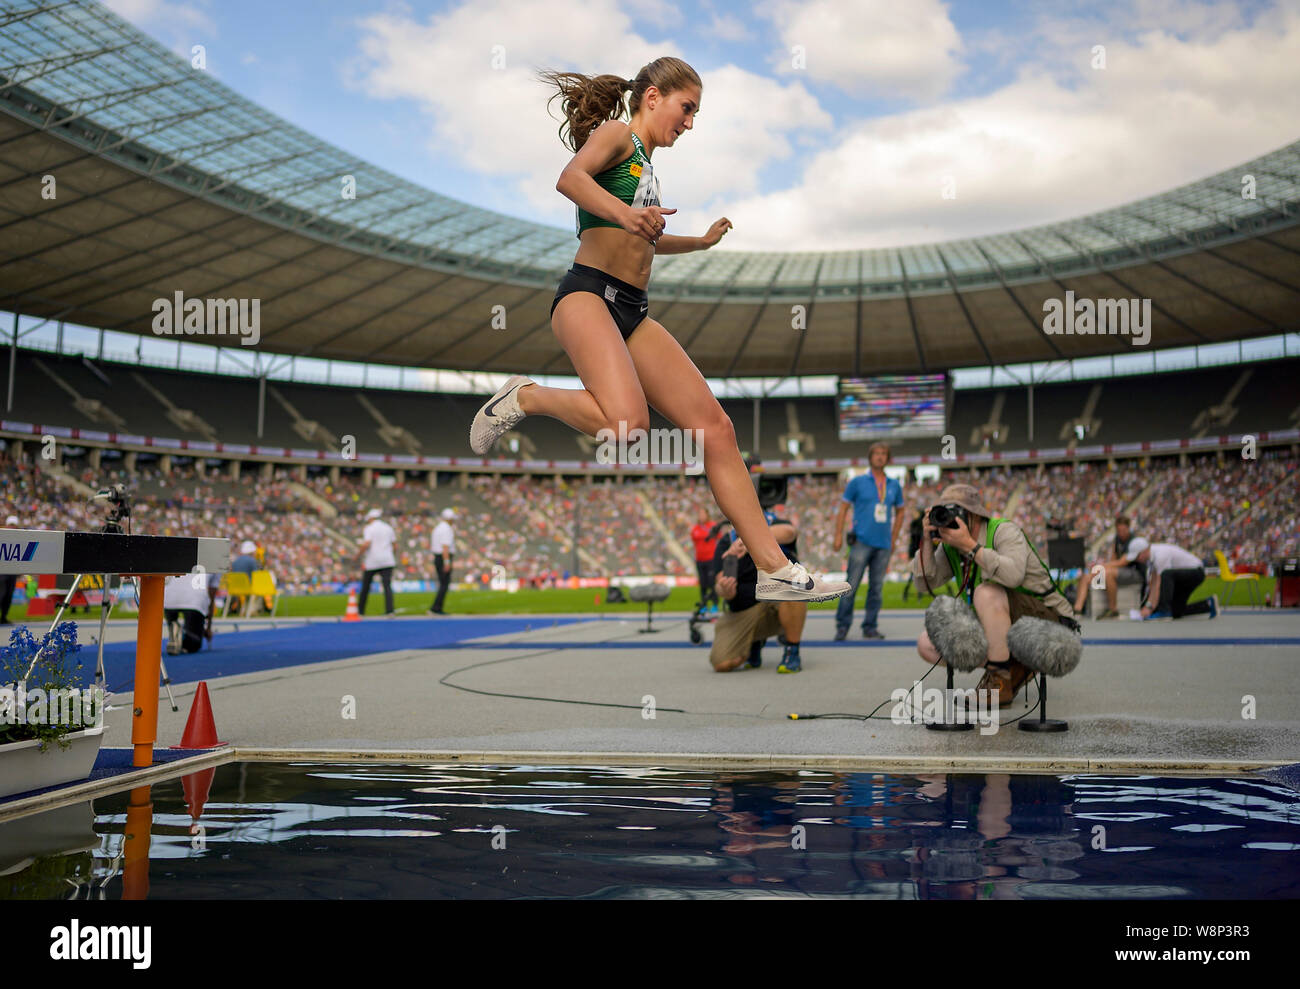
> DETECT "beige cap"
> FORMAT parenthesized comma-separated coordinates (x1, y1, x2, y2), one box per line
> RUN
(937, 483, 991, 518)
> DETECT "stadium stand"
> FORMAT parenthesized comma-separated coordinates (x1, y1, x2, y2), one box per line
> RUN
(11, 351, 1300, 463)
(3, 418, 1295, 591)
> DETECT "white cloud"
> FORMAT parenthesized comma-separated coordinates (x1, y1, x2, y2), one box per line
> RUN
(346, 0, 833, 230)
(345, 0, 1299, 252)
(626, 0, 686, 31)
(102, 0, 216, 46)
(654, 65, 833, 216)
(707, 0, 1300, 250)
(708, 12, 755, 43)
(757, 0, 964, 102)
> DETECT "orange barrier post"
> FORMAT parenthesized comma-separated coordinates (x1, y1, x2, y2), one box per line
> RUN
(132, 575, 164, 768)
(123, 784, 152, 900)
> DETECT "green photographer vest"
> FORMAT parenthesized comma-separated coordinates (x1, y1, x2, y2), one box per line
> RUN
(941, 517, 1059, 604)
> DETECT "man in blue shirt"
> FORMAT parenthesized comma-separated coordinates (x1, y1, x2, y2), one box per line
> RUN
(232, 540, 259, 578)
(833, 443, 904, 640)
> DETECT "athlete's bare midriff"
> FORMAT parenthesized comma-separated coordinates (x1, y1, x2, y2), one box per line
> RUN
(573, 227, 654, 290)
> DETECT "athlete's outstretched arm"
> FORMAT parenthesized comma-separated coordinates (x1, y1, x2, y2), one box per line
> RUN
(655, 217, 733, 254)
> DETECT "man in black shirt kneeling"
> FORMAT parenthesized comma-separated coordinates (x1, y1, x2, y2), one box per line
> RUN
(710, 514, 808, 674)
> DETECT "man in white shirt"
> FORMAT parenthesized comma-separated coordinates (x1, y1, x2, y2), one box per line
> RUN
(358, 507, 397, 616)
(1128, 538, 1217, 620)
(430, 508, 456, 615)
(164, 571, 221, 654)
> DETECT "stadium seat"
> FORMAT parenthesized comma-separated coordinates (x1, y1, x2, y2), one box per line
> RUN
(221, 572, 252, 616)
(1214, 550, 1263, 608)
(249, 570, 281, 617)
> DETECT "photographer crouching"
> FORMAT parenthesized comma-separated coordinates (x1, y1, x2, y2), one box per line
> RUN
(710, 512, 807, 674)
(912, 484, 1081, 706)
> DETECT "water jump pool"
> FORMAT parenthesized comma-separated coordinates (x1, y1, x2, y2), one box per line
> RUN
(5, 763, 1298, 899)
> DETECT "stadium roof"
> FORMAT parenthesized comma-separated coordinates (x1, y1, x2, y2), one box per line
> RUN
(1, 0, 1298, 377)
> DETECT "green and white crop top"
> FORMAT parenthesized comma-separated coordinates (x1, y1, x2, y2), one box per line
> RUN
(575, 131, 661, 237)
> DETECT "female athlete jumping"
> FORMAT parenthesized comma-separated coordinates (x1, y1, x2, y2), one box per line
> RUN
(470, 57, 848, 604)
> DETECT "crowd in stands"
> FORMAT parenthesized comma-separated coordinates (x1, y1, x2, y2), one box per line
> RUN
(1016, 462, 1148, 549)
(1130, 452, 1295, 564)
(1, 447, 1294, 595)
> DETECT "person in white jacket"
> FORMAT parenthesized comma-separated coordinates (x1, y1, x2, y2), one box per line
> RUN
(430, 508, 456, 615)
(358, 508, 397, 616)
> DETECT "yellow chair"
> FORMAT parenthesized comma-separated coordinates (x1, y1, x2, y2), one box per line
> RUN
(220, 571, 252, 616)
(248, 570, 281, 617)
(1214, 550, 1262, 607)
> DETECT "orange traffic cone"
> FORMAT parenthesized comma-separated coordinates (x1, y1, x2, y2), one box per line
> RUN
(343, 589, 361, 621)
(181, 766, 215, 822)
(174, 681, 225, 749)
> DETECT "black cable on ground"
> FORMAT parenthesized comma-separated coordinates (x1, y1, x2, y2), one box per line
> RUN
(443, 616, 1053, 727)
(437, 625, 691, 713)
(788, 661, 1046, 726)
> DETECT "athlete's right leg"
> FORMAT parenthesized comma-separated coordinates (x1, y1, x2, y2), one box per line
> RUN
(516, 293, 648, 438)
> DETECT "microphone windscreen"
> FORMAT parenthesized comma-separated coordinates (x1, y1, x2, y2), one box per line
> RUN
(923, 595, 988, 672)
(1008, 616, 1083, 677)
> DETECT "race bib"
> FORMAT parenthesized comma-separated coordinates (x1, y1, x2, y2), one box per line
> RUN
(874, 503, 888, 524)
(631, 160, 660, 209)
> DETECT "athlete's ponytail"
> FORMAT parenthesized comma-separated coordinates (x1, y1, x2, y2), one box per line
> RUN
(540, 57, 702, 152)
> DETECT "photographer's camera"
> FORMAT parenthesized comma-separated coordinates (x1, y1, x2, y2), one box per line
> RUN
(928, 503, 967, 531)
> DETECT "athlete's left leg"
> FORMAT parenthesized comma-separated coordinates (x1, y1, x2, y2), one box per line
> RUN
(625, 318, 788, 574)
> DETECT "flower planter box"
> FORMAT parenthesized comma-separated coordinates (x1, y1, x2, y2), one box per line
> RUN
(0, 726, 104, 800)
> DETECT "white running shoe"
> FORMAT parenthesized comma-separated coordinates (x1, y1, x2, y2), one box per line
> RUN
(469, 375, 532, 455)
(756, 560, 851, 602)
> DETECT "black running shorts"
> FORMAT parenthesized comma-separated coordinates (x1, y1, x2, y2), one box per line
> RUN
(550, 262, 650, 340)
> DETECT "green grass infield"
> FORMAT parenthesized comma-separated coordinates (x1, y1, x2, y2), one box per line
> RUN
(6, 576, 1271, 622)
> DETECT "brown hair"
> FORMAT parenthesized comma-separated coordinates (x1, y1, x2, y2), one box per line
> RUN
(540, 57, 702, 152)
(1116, 514, 1131, 526)
(868, 441, 892, 462)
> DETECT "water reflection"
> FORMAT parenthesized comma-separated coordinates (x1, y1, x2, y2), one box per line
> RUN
(0, 765, 1296, 899)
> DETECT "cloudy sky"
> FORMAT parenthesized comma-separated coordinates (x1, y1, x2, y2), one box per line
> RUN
(104, 0, 1300, 251)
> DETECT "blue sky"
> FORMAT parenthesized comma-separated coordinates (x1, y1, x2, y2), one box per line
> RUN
(104, 0, 1298, 251)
